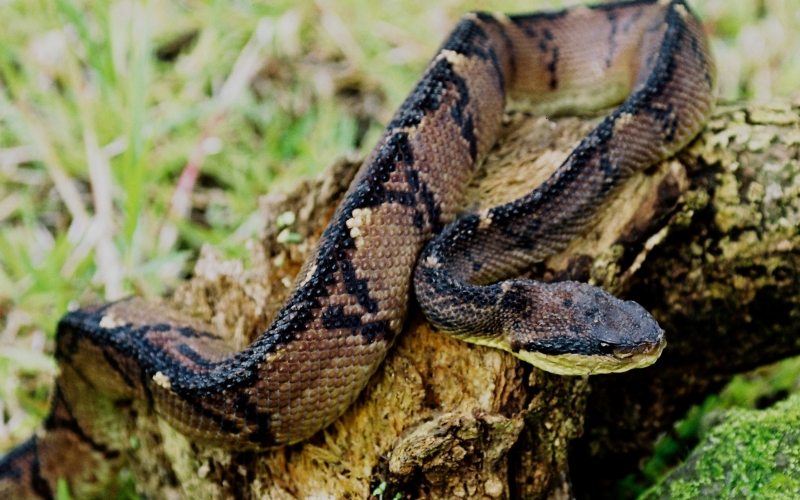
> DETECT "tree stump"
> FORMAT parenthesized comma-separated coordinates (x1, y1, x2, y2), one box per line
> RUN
(117, 101, 800, 500)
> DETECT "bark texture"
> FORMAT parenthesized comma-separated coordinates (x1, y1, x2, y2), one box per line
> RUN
(571, 102, 800, 499)
(117, 101, 800, 499)
(640, 394, 800, 499)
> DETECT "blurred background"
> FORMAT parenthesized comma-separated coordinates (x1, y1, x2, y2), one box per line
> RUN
(0, 0, 799, 497)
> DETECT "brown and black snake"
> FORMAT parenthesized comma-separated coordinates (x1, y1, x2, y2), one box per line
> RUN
(0, 1, 714, 497)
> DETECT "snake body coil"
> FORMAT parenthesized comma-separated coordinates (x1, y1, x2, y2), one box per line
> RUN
(0, 1, 714, 497)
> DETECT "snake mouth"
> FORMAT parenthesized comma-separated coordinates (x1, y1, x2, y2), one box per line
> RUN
(512, 337, 666, 376)
(607, 339, 666, 371)
(611, 340, 664, 360)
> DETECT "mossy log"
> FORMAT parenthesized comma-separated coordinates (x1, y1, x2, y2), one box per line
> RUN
(640, 394, 800, 499)
(571, 102, 800, 499)
(116, 101, 800, 499)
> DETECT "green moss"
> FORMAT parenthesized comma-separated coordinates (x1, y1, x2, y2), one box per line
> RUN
(641, 394, 800, 500)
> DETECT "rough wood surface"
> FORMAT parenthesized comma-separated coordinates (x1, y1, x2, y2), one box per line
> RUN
(115, 101, 800, 499)
(572, 101, 800, 499)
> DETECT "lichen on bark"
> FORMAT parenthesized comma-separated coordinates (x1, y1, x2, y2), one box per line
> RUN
(641, 394, 800, 500)
(573, 101, 800, 498)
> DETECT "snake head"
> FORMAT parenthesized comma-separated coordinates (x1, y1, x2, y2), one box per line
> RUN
(502, 280, 665, 375)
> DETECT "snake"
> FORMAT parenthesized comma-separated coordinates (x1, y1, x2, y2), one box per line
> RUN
(0, 0, 714, 497)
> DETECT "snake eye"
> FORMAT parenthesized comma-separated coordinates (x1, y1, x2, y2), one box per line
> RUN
(598, 342, 615, 355)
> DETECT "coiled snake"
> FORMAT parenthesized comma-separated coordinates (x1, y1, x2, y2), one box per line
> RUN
(0, 0, 714, 497)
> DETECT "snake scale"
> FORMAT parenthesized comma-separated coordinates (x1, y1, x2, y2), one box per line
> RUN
(0, 0, 714, 497)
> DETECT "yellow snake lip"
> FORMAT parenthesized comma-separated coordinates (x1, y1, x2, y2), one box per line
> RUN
(460, 333, 667, 376)
(513, 339, 666, 376)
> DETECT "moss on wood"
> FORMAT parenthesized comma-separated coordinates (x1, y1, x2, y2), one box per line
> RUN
(642, 394, 800, 500)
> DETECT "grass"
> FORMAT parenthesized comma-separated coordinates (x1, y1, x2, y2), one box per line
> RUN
(1, 0, 799, 497)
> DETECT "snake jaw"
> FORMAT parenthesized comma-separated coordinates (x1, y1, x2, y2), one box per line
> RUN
(511, 334, 666, 376)
(599, 335, 666, 373)
(611, 338, 664, 360)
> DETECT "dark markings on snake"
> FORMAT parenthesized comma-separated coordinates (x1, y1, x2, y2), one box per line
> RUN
(538, 39, 548, 52)
(461, 115, 478, 160)
(419, 181, 443, 233)
(137, 363, 155, 408)
(499, 285, 527, 313)
(101, 351, 136, 389)
(176, 326, 219, 339)
(689, 32, 714, 88)
(340, 259, 379, 315)
(521, 337, 608, 357)
(55, 307, 108, 360)
(386, 59, 454, 130)
(598, 156, 619, 196)
(547, 46, 560, 89)
(278, 131, 453, 344)
(584, 306, 600, 319)
(180, 392, 276, 447)
(521, 25, 537, 38)
(487, 105, 639, 247)
(606, 11, 619, 67)
(478, 12, 517, 78)
(177, 344, 219, 369)
(29, 444, 52, 500)
(321, 306, 362, 331)
(450, 17, 506, 92)
(633, 9, 684, 140)
(360, 320, 394, 344)
(419, 264, 456, 298)
(405, 169, 420, 193)
(413, 211, 424, 229)
(232, 395, 273, 445)
(517, 9, 567, 22)
(0, 440, 27, 481)
(441, 18, 490, 59)
(590, 0, 658, 12)
(44, 389, 120, 460)
(388, 19, 503, 131)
